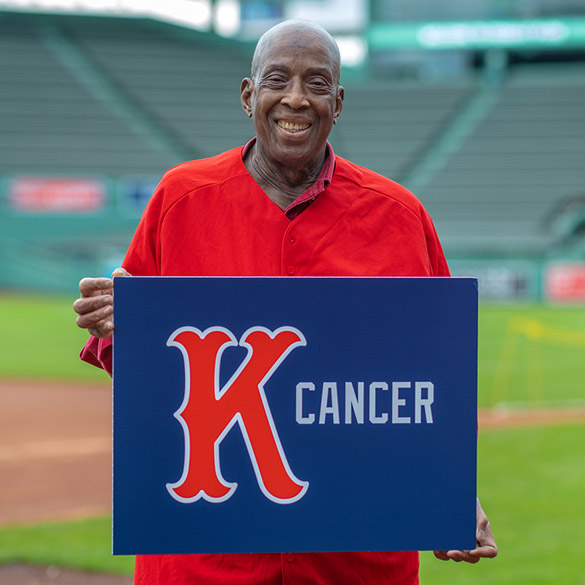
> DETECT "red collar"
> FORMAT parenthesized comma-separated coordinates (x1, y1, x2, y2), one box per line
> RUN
(241, 138, 336, 219)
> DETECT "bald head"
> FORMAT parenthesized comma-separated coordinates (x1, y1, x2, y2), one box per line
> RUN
(251, 19, 341, 84)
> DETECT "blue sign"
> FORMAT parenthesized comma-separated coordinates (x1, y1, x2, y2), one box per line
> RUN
(113, 277, 478, 555)
(116, 176, 159, 217)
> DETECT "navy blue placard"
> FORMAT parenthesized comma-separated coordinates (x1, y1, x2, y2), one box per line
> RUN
(113, 277, 477, 555)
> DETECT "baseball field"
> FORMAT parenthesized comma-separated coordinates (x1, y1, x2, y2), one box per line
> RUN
(0, 293, 584, 584)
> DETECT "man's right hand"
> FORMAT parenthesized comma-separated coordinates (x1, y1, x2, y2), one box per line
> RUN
(73, 267, 130, 338)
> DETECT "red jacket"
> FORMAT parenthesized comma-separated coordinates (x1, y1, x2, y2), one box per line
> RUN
(82, 145, 449, 585)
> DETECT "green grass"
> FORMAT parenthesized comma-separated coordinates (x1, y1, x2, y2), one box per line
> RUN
(0, 293, 107, 381)
(420, 422, 585, 585)
(2, 294, 585, 407)
(0, 517, 133, 575)
(478, 304, 585, 408)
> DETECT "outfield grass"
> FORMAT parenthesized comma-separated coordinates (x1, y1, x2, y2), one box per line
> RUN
(0, 517, 133, 575)
(1, 294, 585, 407)
(478, 303, 585, 408)
(0, 294, 107, 382)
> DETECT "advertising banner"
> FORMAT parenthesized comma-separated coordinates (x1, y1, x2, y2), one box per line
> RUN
(113, 276, 478, 555)
(369, 18, 585, 51)
(116, 176, 160, 217)
(6, 176, 106, 213)
(449, 259, 539, 301)
(545, 262, 585, 302)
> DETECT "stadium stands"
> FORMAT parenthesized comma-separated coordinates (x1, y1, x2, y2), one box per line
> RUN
(63, 17, 254, 161)
(416, 64, 585, 254)
(331, 79, 474, 182)
(1, 12, 585, 292)
(0, 16, 175, 176)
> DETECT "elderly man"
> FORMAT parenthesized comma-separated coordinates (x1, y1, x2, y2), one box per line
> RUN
(74, 19, 496, 585)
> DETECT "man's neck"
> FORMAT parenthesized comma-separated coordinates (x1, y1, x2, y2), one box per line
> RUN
(244, 143, 327, 211)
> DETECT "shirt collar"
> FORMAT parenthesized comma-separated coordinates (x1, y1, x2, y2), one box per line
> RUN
(241, 137, 336, 219)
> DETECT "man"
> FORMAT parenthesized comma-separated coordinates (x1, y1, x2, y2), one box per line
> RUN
(74, 19, 497, 585)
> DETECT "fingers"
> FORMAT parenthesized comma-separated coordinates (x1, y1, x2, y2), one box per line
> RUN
(469, 544, 498, 560)
(73, 291, 112, 316)
(74, 275, 115, 338)
(475, 498, 498, 558)
(77, 266, 130, 298)
(434, 499, 497, 565)
(73, 294, 114, 338)
(78, 277, 114, 298)
(433, 551, 450, 561)
(74, 268, 131, 338)
(433, 550, 478, 563)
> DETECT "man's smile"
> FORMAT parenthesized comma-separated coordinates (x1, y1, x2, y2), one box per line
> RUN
(276, 120, 312, 133)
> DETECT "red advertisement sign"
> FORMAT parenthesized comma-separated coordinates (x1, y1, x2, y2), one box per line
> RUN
(8, 177, 106, 213)
(545, 263, 585, 302)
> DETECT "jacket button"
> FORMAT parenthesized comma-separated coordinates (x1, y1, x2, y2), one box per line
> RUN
(287, 266, 295, 275)
(286, 553, 295, 562)
(290, 235, 296, 244)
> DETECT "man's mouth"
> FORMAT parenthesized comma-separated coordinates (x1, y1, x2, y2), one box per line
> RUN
(277, 120, 311, 133)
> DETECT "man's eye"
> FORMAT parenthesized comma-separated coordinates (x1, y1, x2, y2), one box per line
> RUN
(309, 78, 330, 90)
(264, 75, 287, 85)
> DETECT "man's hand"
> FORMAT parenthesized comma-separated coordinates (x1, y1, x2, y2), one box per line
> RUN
(433, 498, 497, 563)
(73, 267, 130, 338)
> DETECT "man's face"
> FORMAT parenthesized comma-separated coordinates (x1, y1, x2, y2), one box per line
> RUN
(242, 28, 343, 171)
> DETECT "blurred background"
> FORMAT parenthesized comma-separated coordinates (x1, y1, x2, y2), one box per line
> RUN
(1, 0, 585, 298)
(0, 1, 584, 584)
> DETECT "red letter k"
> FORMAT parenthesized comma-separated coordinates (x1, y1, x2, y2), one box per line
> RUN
(166, 326, 308, 504)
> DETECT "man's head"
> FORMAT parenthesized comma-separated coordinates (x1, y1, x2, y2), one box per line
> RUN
(241, 19, 344, 173)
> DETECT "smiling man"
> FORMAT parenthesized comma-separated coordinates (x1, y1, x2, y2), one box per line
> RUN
(74, 18, 496, 585)
(240, 20, 343, 212)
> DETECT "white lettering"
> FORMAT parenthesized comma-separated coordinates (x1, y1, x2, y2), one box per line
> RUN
(295, 382, 315, 424)
(392, 382, 411, 424)
(415, 382, 434, 424)
(345, 382, 364, 424)
(319, 382, 340, 424)
(294, 380, 435, 426)
(369, 382, 388, 424)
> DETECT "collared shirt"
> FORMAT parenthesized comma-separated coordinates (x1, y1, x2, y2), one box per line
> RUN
(241, 137, 336, 220)
(81, 142, 449, 585)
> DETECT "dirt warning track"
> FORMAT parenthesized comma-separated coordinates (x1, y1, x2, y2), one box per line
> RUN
(0, 379, 112, 526)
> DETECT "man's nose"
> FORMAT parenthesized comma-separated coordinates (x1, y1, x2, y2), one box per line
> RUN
(281, 79, 310, 109)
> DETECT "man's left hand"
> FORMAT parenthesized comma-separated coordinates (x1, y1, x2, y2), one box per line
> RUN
(433, 498, 497, 563)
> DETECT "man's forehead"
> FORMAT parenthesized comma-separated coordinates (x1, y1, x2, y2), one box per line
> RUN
(260, 52, 337, 75)
(252, 23, 340, 79)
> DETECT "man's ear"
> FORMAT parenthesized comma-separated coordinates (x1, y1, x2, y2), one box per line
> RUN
(333, 85, 344, 125)
(241, 77, 254, 118)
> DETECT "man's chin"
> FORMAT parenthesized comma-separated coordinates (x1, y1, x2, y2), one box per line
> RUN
(271, 143, 326, 168)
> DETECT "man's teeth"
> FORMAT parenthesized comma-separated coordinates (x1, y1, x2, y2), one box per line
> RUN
(278, 121, 310, 132)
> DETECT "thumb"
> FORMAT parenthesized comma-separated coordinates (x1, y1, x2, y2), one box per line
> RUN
(112, 267, 132, 278)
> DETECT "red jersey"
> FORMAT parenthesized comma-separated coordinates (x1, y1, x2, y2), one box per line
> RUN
(82, 144, 449, 585)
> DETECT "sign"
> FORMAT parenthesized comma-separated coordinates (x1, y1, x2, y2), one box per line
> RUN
(116, 176, 159, 217)
(545, 262, 585, 302)
(6, 176, 106, 213)
(450, 259, 539, 301)
(113, 276, 478, 555)
(369, 17, 585, 51)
